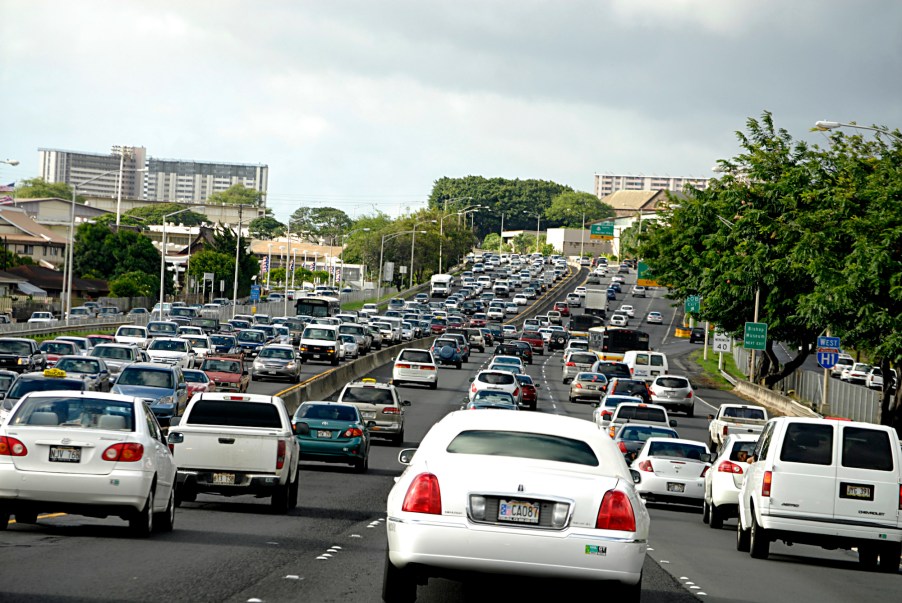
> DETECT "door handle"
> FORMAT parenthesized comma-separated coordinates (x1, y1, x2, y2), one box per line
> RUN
(218, 438, 235, 444)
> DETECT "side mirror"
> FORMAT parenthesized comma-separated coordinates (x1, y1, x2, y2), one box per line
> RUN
(0, 393, 5, 400)
(535, 383, 541, 389)
(398, 448, 416, 465)
(169, 417, 182, 428)
(468, 377, 475, 383)
(630, 469, 641, 484)
(591, 402, 599, 408)
(707, 414, 715, 421)
(670, 419, 678, 427)
(700, 453, 714, 464)
(401, 400, 412, 407)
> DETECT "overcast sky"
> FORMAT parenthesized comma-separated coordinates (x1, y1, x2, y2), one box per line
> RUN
(1, 0, 900, 222)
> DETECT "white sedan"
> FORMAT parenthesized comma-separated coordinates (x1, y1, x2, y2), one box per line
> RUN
(468, 370, 521, 403)
(513, 294, 529, 306)
(0, 391, 177, 536)
(630, 437, 712, 506)
(384, 410, 649, 600)
(574, 286, 588, 297)
(619, 304, 636, 318)
(391, 348, 438, 389)
(703, 434, 758, 529)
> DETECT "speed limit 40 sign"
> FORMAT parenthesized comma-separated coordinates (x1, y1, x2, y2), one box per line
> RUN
(712, 332, 732, 353)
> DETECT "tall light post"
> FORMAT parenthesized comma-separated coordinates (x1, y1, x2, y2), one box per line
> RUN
(230, 205, 253, 317)
(111, 145, 141, 227)
(159, 208, 195, 308)
(438, 212, 464, 274)
(410, 219, 436, 289)
(65, 168, 142, 325)
(522, 210, 542, 254)
(379, 229, 425, 300)
(814, 120, 902, 142)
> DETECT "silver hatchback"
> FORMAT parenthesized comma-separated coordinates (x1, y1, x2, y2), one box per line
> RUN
(563, 351, 599, 384)
(648, 375, 694, 417)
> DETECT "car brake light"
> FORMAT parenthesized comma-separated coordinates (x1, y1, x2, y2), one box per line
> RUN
(227, 395, 249, 401)
(395, 363, 411, 369)
(0, 436, 27, 456)
(513, 388, 520, 397)
(700, 466, 710, 477)
(762, 470, 772, 497)
(402, 473, 442, 515)
(276, 440, 286, 470)
(718, 460, 744, 474)
(618, 441, 628, 453)
(383, 407, 400, 415)
(595, 490, 636, 531)
(343, 427, 364, 438)
(638, 460, 654, 472)
(566, 362, 575, 367)
(471, 383, 477, 393)
(601, 409, 612, 418)
(102, 442, 144, 462)
(899, 484, 902, 511)
(722, 425, 729, 436)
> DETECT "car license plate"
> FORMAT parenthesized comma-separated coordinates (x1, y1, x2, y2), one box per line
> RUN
(213, 472, 235, 485)
(317, 430, 332, 438)
(313, 354, 321, 359)
(498, 499, 540, 524)
(268, 370, 278, 374)
(667, 482, 685, 493)
(363, 412, 376, 419)
(49, 446, 80, 463)
(841, 482, 873, 500)
(586, 385, 597, 390)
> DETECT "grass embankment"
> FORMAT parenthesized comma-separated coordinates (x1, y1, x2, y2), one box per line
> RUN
(689, 349, 746, 391)
(33, 329, 116, 343)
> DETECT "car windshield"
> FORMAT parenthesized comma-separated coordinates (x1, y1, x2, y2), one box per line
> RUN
(656, 377, 689, 389)
(238, 331, 266, 343)
(472, 391, 516, 404)
(447, 430, 599, 466)
(92, 346, 132, 360)
(55, 358, 103, 374)
(569, 353, 597, 364)
(576, 372, 607, 383)
(340, 335, 357, 344)
(303, 328, 336, 340)
(260, 347, 295, 359)
(201, 359, 241, 373)
(296, 404, 359, 422)
(340, 386, 394, 405)
(6, 377, 85, 402)
(210, 336, 236, 346)
(183, 370, 209, 383)
(477, 372, 515, 385)
(722, 406, 766, 420)
(647, 441, 707, 460)
(149, 340, 188, 352)
(399, 350, 432, 363)
(616, 406, 666, 422)
(40, 342, 77, 354)
(117, 368, 174, 389)
(9, 396, 135, 430)
(147, 323, 178, 335)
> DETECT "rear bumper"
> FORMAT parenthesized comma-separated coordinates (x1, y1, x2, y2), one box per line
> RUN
(177, 470, 285, 495)
(0, 465, 154, 513)
(758, 513, 902, 546)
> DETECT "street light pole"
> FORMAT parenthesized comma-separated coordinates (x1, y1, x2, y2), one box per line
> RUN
(410, 220, 436, 290)
(522, 210, 542, 254)
(379, 229, 423, 300)
(159, 207, 194, 309)
(814, 120, 902, 142)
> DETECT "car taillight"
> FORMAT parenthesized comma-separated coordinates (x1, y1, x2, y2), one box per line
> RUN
(601, 409, 612, 418)
(700, 466, 710, 477)
(618, 441, 627, 453)
(722, 425, 729, 436)
(687, 390, 693, 398)
(0, 436, 27, 456)
(630, 367, 634, 374)
(513, 388, 520, 397)
(276, 440, 286, 470)
(566, 362, 575, 367)
(402, 473, 442, 515)
(762, 470, 772, 497)
(574, 383, 583, 389)
(383, 406, 401, 415)
(421, 365, 436, 371)
(638, 460, 654, 472)
(898, 484, 902, 511)
(595, 490, 636, 531)
(395, 363, 411, 369)
(102, 442, 144, 462)
(343, 427, 364, 438)
(718, 460, 744, 474)
(471, 383, 477, 393)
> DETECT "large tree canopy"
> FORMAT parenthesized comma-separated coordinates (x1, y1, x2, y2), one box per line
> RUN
(207, 184, 264, 206)
(124, 202, 207, 226)
(248, 215, 286, 239)
(14, 178, 85, 203)
(74, 222, 163, 294)
(289, 207, 353, 241)
(545, 191, 615, 227)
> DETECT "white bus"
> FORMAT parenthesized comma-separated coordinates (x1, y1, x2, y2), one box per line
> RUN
(430, 274, 454, 297)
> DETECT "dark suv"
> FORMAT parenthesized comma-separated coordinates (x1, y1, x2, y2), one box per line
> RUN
(0, 338, 47, 373)
(689, 327, 706, 343)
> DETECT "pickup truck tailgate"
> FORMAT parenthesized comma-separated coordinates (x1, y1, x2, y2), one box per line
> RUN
(175, 427, 284, 473)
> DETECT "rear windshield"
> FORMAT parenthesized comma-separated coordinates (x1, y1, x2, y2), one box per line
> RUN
(297, 404, 359, 422)
(594, 362, 631, 379)
(447, 430, 599, 466)
(92, 346, 133, 360)
(186, 400, 281, 428)
(118, 328, 146, 337)
(576, 373, 607, 383)
(647, 441, 707, 460)
(7, 378, 85, 400)
(841, 426, 894, 471)
(10, 396, 135, 431)
(478, 372, 515, 385)
(656, 377, 689, 389)
(723, 407, 766, 420)
(616, 406, 666, 422)
(340, 386, 394, 405)
(780, 423, 833, 465)
(201, 359, 241, 373)
(148, 323, 178, 335)
(399, 350, 432, 363)
(618, 426, 678, 442)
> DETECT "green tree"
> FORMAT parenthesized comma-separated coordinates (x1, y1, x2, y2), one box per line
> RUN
(207, 184, 264, 206)
(544, 191, 615, 227)
(187, 250, 235, 292)
(482, 233, 502, 250)
(289, 207, 353, 240)
(14, 178, 85, 203)
(109, 271, 157, 297)
(124, 203, 207, 226)
(204, 225, 259, 297)
(248, 216, 286, 239)
(73, 222, 165, 296)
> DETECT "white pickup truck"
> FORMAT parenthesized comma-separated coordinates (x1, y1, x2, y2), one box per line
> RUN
(707, 403, 768, 451)
(167, 393, 299, 513)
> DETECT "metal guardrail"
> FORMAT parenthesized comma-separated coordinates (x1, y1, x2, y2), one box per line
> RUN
(0, 318, 136, 338)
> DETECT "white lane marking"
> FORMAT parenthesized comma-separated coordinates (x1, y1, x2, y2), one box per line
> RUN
(284, 575, 302, 580)
(661, 304, 680, 346)
(694, 394, 718, 412)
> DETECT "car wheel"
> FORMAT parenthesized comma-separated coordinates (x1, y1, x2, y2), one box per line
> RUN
(393, 429, 405, 446)
(702, 499, 710, 524)
(331, 356, 339, 366)
(382, 550, 416, 603)
(736, 519, 751, 552)
(749, 511, 770, 559)
(129, 488, 154, 537)
(288, 471, 299, 510)
(878, 542, 902, 573)
(859, 545, 879, 570)
(709, 502, 724, 529)
(456, 361, 462, 370)
(0, 506, 9, 531)
(429, 382, 438, 390)
(686, 404, 694, 418)
(353, 456, 368, 473)
(14, 510, 37, 524)
(155, 487, 175, 533)
(271, 481, 291, 514)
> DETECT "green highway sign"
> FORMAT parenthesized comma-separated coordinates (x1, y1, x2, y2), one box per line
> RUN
(637, 261, 659, 287)
(590, 222, 614, 240)
(743, 322, 768, 350)
(684, 295, 700, 314)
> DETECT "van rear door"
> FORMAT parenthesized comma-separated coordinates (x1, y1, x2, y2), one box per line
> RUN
(770, 421, 837, 521)
(832, 423, 900, 528)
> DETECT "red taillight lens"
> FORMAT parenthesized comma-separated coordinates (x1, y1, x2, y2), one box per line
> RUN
(722, 425, 729, 436)
(601, 409, 612, 418)
(471, 384, 477, 393)
(898, 484, 902, 511)
(276, 440, 286, 470)
(700, 466, 710, 477)
(343, 427, 364, 438)
(618, 441, 628, 453)
(762, 470, 772, 497)
(395, 363, 411, 369)
(382, 407, 400, 415)
(402, 473, 442, 515)
(638, 460, 654, 472)
(566, 362, 575, 367)
(513, 388, 520, 398)
(687, 390, 693, 398)
(0, 436, 27, 456)
(718, 460, 744, 474)
(575, 383, 583, 389)
(595, 490, 636, 531)
(102, 443, 144, 462)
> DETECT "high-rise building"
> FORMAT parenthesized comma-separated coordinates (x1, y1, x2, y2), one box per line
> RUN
(594, 173, 709, 198)
(37, 147, 267, 203)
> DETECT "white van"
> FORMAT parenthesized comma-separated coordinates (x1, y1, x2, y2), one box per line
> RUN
(299, 325, 341, 365)
(622, 350, 669, 382)
(430, 274, 454, 298)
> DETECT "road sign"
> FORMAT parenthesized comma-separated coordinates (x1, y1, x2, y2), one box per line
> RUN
(743, 322, 768, 350)
(684, 295, 701, 314)
(250, 284, 261, 302)
(816, 335, 841, 369)
(637, 261, 659, 287)
(590, 222, 615, 240)
(712, 332, 732, 353)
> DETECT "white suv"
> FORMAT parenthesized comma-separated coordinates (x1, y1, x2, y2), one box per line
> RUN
(468, 370, 521, 404)
(146, 337, 195, 369)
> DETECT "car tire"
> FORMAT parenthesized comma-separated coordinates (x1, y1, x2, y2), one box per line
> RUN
(331, 356, 339, 367)
(709, 502, 724, 529)
(129, 489, 154, 537)
(271, 481, 291, 514)
(685, 404, 694, 418)
(429, 382, 438, 390)
(14, 510, 37, 524)
(456, 361, 462, 370)
(393, 429, 405, 446)
(155, 487, 176, 533)
(736, 519, 751, 552)
(382, 550, 416, 603)
(288, 471, 299, 510)
(749, 511, 770, 559)
(878, 542, 902, 573)
(859, 545, 879, 570)
(702, 499, 710, 524)
(353, 456, 368, 473)
(0, 507, 9, 531)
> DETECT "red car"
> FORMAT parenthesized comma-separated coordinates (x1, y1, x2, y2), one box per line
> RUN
(553, 301, 571, 317)
(519, 330, 545, 356)
(184, 369, 216, 397)
(470, 313, 487, 327)
(430, 318, 448, 335)
(87, 334, 116, 347)
(515, 374, 539, 410)
(38, 340, 81, 367)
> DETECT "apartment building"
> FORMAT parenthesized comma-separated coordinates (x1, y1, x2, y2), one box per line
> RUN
(594, 173, 709, 198)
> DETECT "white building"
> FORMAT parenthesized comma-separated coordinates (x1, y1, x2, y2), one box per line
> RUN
(545, 228, 613, 258)
(594, 173, 709, 198)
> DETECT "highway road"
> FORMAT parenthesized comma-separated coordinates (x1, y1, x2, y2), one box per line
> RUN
(1, 266, 898, 601)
